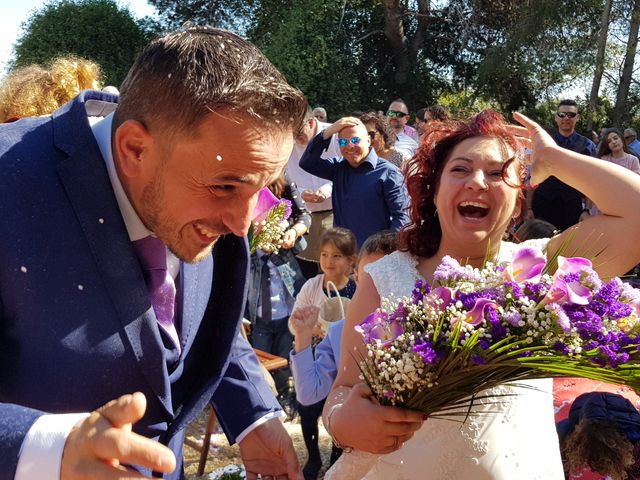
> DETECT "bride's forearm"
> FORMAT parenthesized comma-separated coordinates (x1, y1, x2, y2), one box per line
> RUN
(540, 145, 640, 218)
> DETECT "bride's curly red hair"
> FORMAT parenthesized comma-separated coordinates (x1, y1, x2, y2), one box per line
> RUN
(399, 109, 526, 258)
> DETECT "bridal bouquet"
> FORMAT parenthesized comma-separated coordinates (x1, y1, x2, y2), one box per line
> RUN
(248, 188, 292, 254)
(358, 246, 640, 413)
(325, 246, 640, 479)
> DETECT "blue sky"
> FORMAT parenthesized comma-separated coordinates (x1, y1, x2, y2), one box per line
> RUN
(0, 0, 158, 76)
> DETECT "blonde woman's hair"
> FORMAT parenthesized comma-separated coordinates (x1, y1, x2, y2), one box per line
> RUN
(0, 56, 103, 122)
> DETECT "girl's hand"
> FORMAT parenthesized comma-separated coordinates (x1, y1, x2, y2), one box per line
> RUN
(509, 112, 558, 187)
(289, 306, 320, 353)
(288, 305, 320, 336)
(280, 228, 297, 249)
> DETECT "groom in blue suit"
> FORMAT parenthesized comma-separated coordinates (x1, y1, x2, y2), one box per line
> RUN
(0, 28, 307, 479)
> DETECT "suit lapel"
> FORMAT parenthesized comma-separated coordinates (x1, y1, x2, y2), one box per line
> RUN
(52, 92, 173, 416)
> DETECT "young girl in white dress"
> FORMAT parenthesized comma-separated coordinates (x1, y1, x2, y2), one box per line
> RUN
(321, 110, 640, 479)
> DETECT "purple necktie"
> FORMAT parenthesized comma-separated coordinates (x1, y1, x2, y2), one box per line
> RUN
(132, 236, 181, 352)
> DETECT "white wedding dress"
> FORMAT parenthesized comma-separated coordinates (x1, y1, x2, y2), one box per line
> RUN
(329, 240, 564, 480)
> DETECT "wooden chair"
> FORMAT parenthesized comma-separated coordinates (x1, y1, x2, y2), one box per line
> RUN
(196, 347, 289, 475)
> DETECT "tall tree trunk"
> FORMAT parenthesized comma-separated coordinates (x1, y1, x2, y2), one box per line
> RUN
(382, 0, 410, 88)
(587, 0, 612, 132)
(612, 0, 640, 126)
(409, 0, 430, 62)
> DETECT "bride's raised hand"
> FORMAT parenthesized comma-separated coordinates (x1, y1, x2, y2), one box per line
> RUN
(508, 111, 557, 187)
(330, 383, 424, 454)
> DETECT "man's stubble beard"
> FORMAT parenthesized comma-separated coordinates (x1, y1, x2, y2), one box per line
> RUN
(139, 168, 214, 264)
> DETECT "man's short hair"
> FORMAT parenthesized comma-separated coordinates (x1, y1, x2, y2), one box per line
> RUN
(625, 128, 637, 137)
(114, 26, 307, 137)
(390, 98, 409, 112)
(312, 107, 326, 118)
(558, 99, 578, 109)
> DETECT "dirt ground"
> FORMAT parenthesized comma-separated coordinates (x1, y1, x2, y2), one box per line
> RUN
(183, 405, 334, 479)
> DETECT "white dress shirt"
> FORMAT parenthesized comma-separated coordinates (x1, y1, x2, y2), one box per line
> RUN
(395, 132, 419, 157)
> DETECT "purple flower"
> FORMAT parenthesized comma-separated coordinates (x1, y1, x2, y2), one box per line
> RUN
(355, 311, 404, 346)
(459, 298, 498, 327)
(504, 246, 547, 283)
(553, 342, 570, 354)
(424, 287, 454, 313)
(252, 188, 280, 223)
(411, 279, 431, 303)
(433, 256, 482, 285)
(280, 198, 292, 220)
(503, 310, 522, 327)
(486, 307, 508, 340)
(542, 278, 591, 306)
(413, 341, 438, 364)
(523, 281, 548, 301)
(556, 256, 593, 277)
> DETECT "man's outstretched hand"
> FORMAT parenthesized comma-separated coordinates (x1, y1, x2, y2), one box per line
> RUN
(61, 392, 176, 479)
(240, 418, 303, 480)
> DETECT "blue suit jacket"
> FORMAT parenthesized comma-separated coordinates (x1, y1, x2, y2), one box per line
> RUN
(0, 91, 280, 479)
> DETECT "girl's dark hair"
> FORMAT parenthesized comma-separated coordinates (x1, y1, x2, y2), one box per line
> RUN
(399, 109, 526, 258)
(359, 111, 396, 149)
(596, 128, 629, 158)
(320, 227, 357, 258)
(426, 105, 449, 122)
(267, 174, 286, 199)
(357, 231, 398, 265)
(512, 219, 558, 243)
(562, 419, 635, 479)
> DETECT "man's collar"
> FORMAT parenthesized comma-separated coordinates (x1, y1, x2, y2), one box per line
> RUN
(91, 114, 152, 241)
(555, 130, 578, 141)
(349, 147, 378, 169)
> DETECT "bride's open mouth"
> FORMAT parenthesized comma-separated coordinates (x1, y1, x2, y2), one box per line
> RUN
(457, 201, 490, 220)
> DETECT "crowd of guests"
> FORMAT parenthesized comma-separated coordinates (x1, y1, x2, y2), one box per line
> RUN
(242, 98, 640, 478)
(3, 46, 640, 480)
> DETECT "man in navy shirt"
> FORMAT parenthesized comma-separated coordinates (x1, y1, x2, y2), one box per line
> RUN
(300, 117, 409, 246)
(624, 128, 640, 158)
(526, 99, 596, 231)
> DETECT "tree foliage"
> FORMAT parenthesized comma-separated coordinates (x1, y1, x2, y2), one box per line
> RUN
(147, 0, 639, 127)
(11, 0, 156, 86)
(147, 0, 255, 32)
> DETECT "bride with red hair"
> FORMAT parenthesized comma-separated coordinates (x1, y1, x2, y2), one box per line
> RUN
(322, 109, 640, 479)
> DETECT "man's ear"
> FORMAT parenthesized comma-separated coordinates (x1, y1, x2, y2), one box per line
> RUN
(113, 120, 152, 178)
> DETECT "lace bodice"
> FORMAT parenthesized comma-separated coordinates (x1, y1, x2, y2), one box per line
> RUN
(346, 239, 564, 479)
(365, 250, 420, 301)
(365, 239, 551, 300)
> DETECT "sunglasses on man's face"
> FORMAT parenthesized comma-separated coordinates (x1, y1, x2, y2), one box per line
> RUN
(625, 136, 634, 140)
(556, 111, 578, 119)
(387, 110, 407, 118)
(338, 136, 363, 147)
